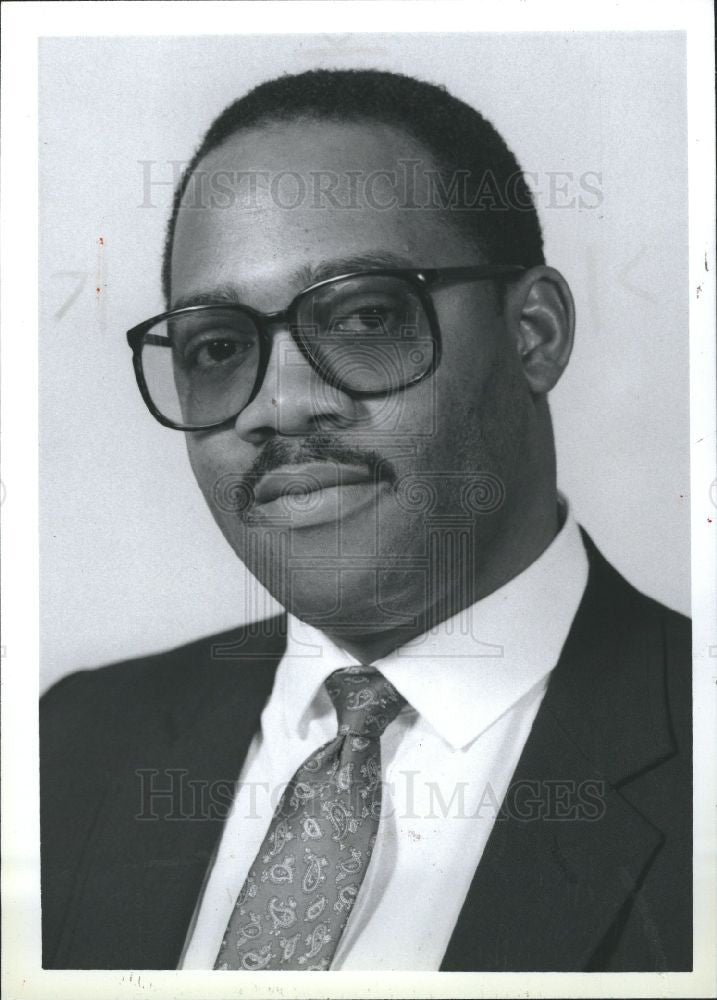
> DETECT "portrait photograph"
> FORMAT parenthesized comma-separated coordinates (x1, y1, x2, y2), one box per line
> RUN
(1, 3, 715, 999)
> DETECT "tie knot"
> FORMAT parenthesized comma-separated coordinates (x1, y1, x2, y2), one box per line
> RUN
(325, 666, 405, 737)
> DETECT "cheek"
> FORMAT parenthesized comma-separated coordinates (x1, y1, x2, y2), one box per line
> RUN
(389, 355, 493, 454)
(368, 382, 438, 439)
(185, 437, 214, 497)
(185, 433, 252, 515)
(358, 297, 501, 441)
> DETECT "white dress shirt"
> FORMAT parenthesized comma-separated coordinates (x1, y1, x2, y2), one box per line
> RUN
(180, 499, 588, 970)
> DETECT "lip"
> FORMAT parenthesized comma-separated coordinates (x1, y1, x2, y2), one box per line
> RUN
(247, 462, 385, 528)
(253, 463, 374, 504)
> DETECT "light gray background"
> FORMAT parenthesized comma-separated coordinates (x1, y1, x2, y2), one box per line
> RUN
(39, 32, 689, 691)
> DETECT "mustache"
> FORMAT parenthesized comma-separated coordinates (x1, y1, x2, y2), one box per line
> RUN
(215, 435, 398, 516)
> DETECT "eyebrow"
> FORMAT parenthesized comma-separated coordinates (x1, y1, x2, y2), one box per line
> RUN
(171, 250, 419, 311)
(172, 286, 243, 310)
(303, 250, 417, 284)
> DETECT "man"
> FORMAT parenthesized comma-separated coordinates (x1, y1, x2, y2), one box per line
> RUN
(40, 68, 691, 972)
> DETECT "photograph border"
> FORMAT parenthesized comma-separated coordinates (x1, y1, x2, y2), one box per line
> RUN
(2, 2, 715, 998)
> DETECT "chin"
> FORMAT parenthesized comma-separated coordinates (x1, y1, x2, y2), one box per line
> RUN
(277, 560, 426, 636)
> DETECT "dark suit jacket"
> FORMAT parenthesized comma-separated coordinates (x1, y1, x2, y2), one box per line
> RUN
(40, 533, 692, 970)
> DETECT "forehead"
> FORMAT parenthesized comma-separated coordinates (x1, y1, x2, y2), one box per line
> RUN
(170, 119, 473, 308)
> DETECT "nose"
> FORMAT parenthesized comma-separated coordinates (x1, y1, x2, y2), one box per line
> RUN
(232, 325, 358, 445)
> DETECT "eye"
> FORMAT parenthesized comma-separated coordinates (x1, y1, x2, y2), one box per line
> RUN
(182, 331, 256, 371)
(195, 339, 240, 367)
(331, 301, 400, 334)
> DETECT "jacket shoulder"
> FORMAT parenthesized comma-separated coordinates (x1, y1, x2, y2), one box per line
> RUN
(580, 529, 691, 660)
(590, 538, 691, 729)
(40, 616, 287, 752)
(557, 532, 692, 770)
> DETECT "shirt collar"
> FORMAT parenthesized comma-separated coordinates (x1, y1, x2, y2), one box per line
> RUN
(274, 496, 588, 751)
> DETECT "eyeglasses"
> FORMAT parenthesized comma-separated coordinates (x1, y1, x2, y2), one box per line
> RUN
(126, 265, 524, 430)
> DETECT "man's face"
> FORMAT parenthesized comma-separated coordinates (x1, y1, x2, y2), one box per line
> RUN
(170, 119, 536, 638)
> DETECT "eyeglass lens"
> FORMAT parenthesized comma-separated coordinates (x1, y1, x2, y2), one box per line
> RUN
(139, 275, 436, 427)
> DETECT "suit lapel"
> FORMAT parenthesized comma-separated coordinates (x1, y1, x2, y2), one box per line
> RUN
(55, 623, 287, 969)
(441, 535, 676, 971)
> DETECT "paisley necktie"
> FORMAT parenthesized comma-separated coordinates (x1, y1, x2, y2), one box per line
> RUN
(214, 665, 405, 971)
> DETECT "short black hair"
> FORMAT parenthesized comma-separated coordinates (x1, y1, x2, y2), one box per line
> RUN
(162, 67, 544, 302)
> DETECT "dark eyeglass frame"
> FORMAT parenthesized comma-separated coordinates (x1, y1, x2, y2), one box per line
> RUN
(126, 264, 525, 430)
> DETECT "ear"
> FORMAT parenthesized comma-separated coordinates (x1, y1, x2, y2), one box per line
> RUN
(503, 265, 575, 394)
